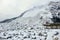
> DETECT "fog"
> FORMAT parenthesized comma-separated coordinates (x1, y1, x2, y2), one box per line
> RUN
(0, 0, 59, 21)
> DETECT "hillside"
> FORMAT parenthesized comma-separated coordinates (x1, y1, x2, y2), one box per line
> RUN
(0, 1, 60, 40)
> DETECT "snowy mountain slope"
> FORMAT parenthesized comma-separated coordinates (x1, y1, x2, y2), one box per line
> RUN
(0, 4, 48, 23)
(0, 5, 45, 23)
(0, 4, 53, 30)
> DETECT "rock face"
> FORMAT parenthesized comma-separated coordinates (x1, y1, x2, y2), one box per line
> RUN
(48, 1, 60, 23)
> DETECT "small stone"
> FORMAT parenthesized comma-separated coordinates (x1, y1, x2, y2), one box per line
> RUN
(37, 27, 39, 29)
(32, 37, 36, 39)
(28, 35, 30, 38)
(40, 39, 42, 40)
(40, 16, 43, 19)
(45, 37, 47, 40)
(34, 33, 35, 35)
(53, 37, 59, 40)
(38, 33, 43, 36)
(23, 36, 27, 39)
(7, 36, 12, 39)
(16, 34, 19, 35)
(3, 33, 6, 36)
(30, 27, 33, 30)
(18, 37, 20, 39)
(28, 31, 31, 32)
(44, 32, 47, 34)
(54, 32, 59, 35)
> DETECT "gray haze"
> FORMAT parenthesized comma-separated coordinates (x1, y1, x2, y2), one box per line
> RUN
(0, 0, 59, 21)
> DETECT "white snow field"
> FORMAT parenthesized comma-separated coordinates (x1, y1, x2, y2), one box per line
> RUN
(0, 0, 60, 40)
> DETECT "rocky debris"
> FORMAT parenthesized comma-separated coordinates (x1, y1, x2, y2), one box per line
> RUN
(54, 31, 59, 35)
(53, 37, 59, 40)
(0, 28, 60, 40)
(48, 1, 60, 23)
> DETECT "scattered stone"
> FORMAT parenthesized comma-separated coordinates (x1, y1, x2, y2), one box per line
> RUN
(3, 33, 6, 36)
(23, 36, 27, 39)
(38, 33, 43, 36)
(28, 35, 30, 38)
(54, 32, 59, 35)
(30, 27, 34, 30)
(40, 39, 42, 40)
(33, 33, 35, 36)
(53, 37, 59, 40)
(7, 36, 12, 39)
(32, 37, 36, 39)
(28, 31, 31, 32)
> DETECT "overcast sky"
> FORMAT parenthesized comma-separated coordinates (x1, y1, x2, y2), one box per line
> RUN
(0, 0, 59, 21)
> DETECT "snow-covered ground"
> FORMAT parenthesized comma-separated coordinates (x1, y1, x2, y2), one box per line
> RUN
(0, 29, 60, 40)
(0, 0, 60, 40)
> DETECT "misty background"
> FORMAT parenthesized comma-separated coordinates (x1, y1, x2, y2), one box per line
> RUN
(0, 0, 59, 21)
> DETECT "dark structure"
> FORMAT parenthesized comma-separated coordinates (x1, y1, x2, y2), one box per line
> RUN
(43, 23, 60, 29)
(44, 15, 60, 29)
(43, 1, 60, 29)
(51, 16, 60, 23)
